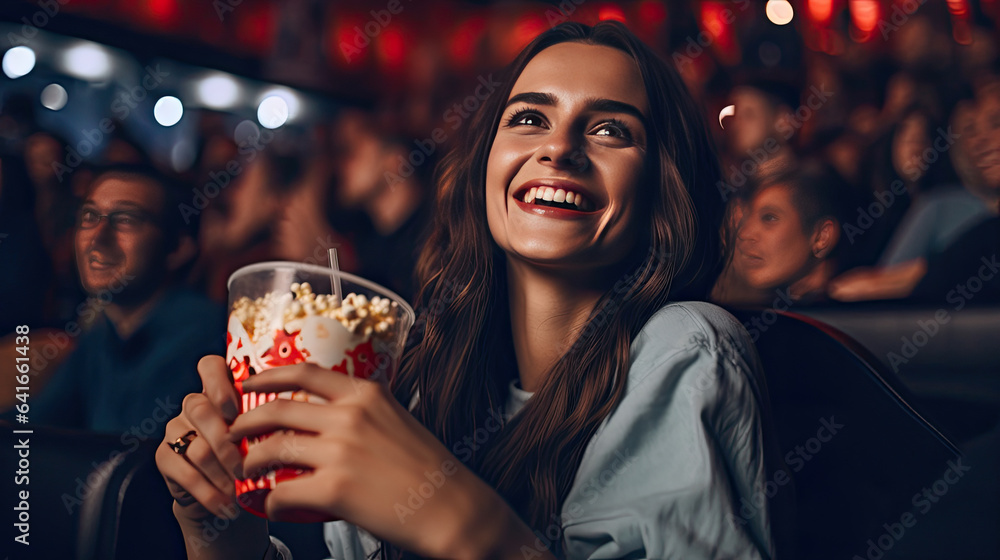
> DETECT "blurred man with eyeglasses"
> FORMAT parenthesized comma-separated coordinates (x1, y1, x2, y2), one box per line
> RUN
(4, 164, 225, 436)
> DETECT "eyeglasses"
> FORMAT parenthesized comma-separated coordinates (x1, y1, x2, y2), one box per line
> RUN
(77, 209, 153, 232)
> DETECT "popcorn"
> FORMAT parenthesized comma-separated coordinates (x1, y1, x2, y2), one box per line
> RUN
(232, 282, 400, 343)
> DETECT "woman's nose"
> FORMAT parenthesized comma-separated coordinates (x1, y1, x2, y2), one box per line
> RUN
(736, 220, 757, 243)
(536, 128, 587, 172)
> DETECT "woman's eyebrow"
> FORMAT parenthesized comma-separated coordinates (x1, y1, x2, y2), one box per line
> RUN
(581, 97, 648, 124)
(504, 92, 647, 124)
(504, 92, 556, 109)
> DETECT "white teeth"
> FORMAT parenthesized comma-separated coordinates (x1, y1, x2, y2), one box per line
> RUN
(522, 186, 592, 210)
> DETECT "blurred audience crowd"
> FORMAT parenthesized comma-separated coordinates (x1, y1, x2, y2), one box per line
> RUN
(1, 11, 998, 433)
(709, 14, 1000, 309)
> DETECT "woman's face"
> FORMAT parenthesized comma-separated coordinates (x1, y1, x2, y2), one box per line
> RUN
(729, 87, 775, 155)
(486, 42, 649, 272)
(734, 184, 815, 291)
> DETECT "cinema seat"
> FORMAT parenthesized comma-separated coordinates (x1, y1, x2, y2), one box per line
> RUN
(726, 309, 963, 560)
(0, 424, 184, 559)
(0, 423, 327, 559)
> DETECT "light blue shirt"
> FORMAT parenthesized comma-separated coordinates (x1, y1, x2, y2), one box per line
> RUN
(283, 302, 778, 559)
(879, 187, 993, 266)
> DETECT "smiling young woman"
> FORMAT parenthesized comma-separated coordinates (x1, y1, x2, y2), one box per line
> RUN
(157, 21, 787, 560)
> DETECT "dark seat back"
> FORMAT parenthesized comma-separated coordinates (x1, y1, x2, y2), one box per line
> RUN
(727, 309, 962, 560)
(1, 422, 329, 559)
(0, 423, 183, 560)
(77, 439, 184, 560)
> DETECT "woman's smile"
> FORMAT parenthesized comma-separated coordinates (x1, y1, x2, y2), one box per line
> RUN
(511, 178, 605, 220)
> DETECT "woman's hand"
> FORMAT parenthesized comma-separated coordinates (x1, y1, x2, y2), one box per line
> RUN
(155, 356, 270, 559)
(229, 363, 540, 559)
(827, 258, 927, 302)
(827, 258, 927, 301)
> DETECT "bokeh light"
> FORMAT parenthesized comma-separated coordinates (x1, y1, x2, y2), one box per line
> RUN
(40, 84, 68, 111)
(197, 73, 240, 109)
(257, 95, 289, 129)
(2, 46, 36, 79)
(766, 0, 795, 26)
(154, 96, 184, 127)
(63, 42, 112, 80)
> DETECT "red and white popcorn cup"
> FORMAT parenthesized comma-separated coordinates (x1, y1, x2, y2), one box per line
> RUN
(226, 262, 415, 522)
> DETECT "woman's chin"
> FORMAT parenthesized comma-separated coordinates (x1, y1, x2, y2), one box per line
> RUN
(505, 241, 581, 264)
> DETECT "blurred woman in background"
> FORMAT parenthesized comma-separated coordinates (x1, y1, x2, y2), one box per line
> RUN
(712, 167, 844, 306)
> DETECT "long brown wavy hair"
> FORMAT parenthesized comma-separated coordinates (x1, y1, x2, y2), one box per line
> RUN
(381, 21, 725, 559)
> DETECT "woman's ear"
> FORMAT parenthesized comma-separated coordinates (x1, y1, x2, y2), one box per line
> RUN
(811, 218, 840, 259)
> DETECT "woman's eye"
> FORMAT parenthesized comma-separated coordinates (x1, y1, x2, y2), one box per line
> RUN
(506, 109, 544, 128)
(593, 120, 632, 140)
(762, 213, 778, 222)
